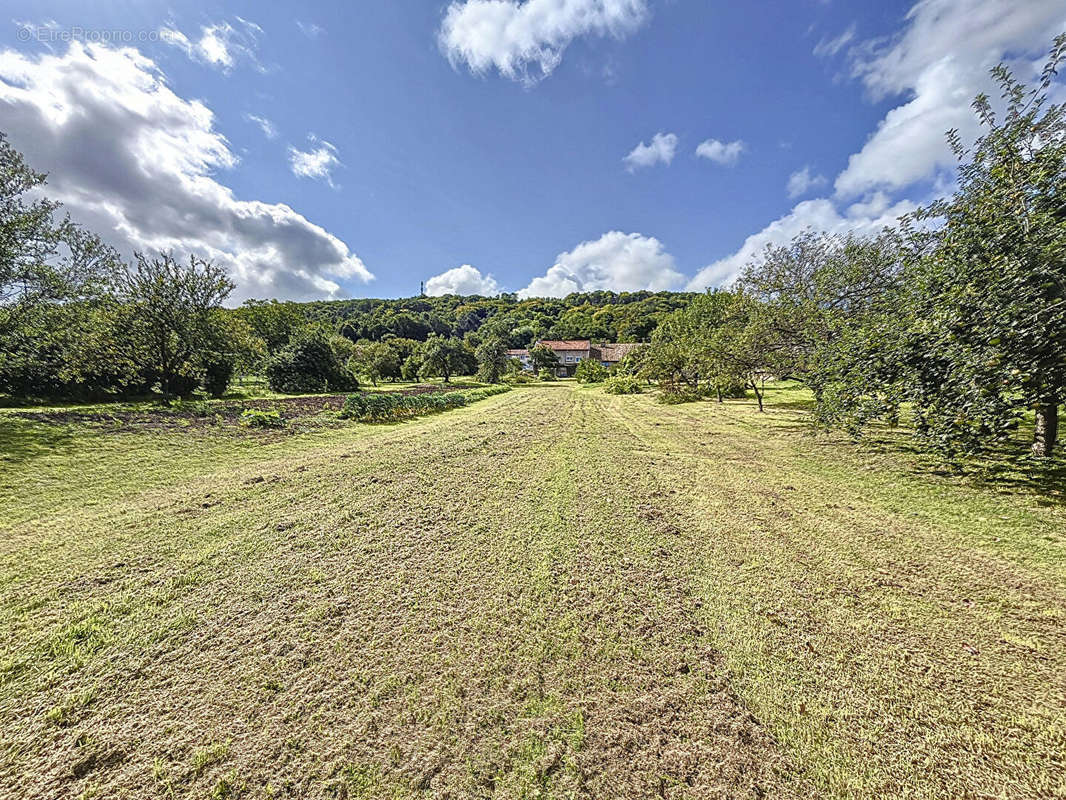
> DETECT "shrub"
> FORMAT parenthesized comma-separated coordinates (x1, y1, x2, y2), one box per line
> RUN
(505, 372, 534, 384)
(603, 376, 643, 395)
(538, 368, 557, 382)
(575, 359, 609, 383)
(462, 385, 511, 402)
(239, 409, 286, 429)
(265, 332, 358, 394)
(201, 357, 235, 398)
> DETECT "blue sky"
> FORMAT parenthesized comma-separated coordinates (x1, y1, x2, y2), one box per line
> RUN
(1, 0, 1063, 301)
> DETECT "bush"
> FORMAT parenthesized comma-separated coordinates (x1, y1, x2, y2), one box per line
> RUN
(265, 332, 358, 394)
(715, 379, 749, 399)
(239, 409, 286, 429)
(538, 368, 557, 382)
(505, 372, 534, 384)
(152, 371, 199, 398)
(462, 385, 511, 403)
(201, 357, 235, 398)
(603, 376, 643, 395)
(575, 359, 609, 383)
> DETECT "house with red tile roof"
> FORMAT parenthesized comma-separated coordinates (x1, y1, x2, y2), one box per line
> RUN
(536, 340, 591, 376)
(534, 340, 645, 377)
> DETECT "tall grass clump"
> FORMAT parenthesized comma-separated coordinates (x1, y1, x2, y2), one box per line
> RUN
(603, 376, 643, 395)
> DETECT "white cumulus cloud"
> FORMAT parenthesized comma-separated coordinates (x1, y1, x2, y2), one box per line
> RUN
(686, 194, 915, 291)
(623, 132, 678, 172)
(288, 137, 341, 187)
(835, 0, 1066, 197)
(787, 166, 828, 198)
(689, 0, 1065, 294)
(519, 231, 683, 298)
(438, 0, 649, 84)
(0, 41, 372, 302)
(424, 265, 500, 296)
(695, 138, 746, 166)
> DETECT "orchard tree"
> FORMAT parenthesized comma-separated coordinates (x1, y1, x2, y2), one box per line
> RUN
(475, 334, 509, 383)
(0, 132, 121, 341)
(706, 292, 778, 412)
(904, 37, 1066, 457)
(351, 340, 400, 386)
(739, 230, 904, 395)
(117, 252, 234, 401)
(574, 358, 609, 383)
(419, 335, 469, 383)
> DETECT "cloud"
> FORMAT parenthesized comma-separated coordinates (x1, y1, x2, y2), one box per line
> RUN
(623, 132, 678, 172)
(245, 113, 277, 139)
(438, 0, 649, 84)
(695, 138, 746, 166)
(813, 23, 856, 58)
(834, 0, 1066, 197)
(296, 21, 325, 39)
(160, 17, 263, 72)
(518, 231, 683, 298)
(693, 0, 1065, 296)
(786, 166, 828, 198)
(686, 194, 915, 291)
(288, 136, 341, 186)
(0, 41, 372, 302)
(424, 265, 500, 296)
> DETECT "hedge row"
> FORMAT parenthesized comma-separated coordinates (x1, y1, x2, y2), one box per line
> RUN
(341, 384, 510, 422)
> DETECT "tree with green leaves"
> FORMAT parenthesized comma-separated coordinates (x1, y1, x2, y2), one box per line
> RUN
(575, 358, 609, 383)
(738, 230, 904, 394)
(475, 334, 509, 383)
(0, 132, 121, 344)
(419, 336, 469, 383)
(265, 329, 358, 393)
(234, 299, 305, 354)
(528, 344, 559, 374)
(900, 37, 1066, 457)
(351, 340, 401, 386)
(116, 252, 235, 401)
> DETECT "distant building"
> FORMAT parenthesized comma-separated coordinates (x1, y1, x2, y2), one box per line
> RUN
(536, 340, 592, 377)
(506, 349, 532, 371)
(593, 342, 643, 369)
(534, 340, 645, 377)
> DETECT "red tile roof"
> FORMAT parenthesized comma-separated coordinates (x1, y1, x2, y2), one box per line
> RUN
(537, 340, 591, 351)
(594, 342, 644, 362)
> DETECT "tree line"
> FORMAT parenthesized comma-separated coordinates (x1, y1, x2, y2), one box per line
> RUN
(0, 131, 689, 402)
(2, 40, 1062, 462)
(633, 43, 1066, 459)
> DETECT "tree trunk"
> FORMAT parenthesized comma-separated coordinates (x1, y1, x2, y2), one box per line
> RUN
(1032, 399, 1059, 458)
(751, 381, 764, 413)
(716, 386, 723, 403)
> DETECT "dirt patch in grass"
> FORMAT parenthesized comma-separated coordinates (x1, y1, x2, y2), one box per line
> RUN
(7, 385, 452, 432)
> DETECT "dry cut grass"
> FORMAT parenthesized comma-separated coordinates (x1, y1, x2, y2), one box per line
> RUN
(0, 382, 1063, 799)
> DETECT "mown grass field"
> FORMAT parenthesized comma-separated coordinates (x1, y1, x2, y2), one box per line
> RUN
(1, 383, 1063, 799)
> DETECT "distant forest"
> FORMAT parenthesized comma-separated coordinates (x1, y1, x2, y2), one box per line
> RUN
(287, 291, 694, 346)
